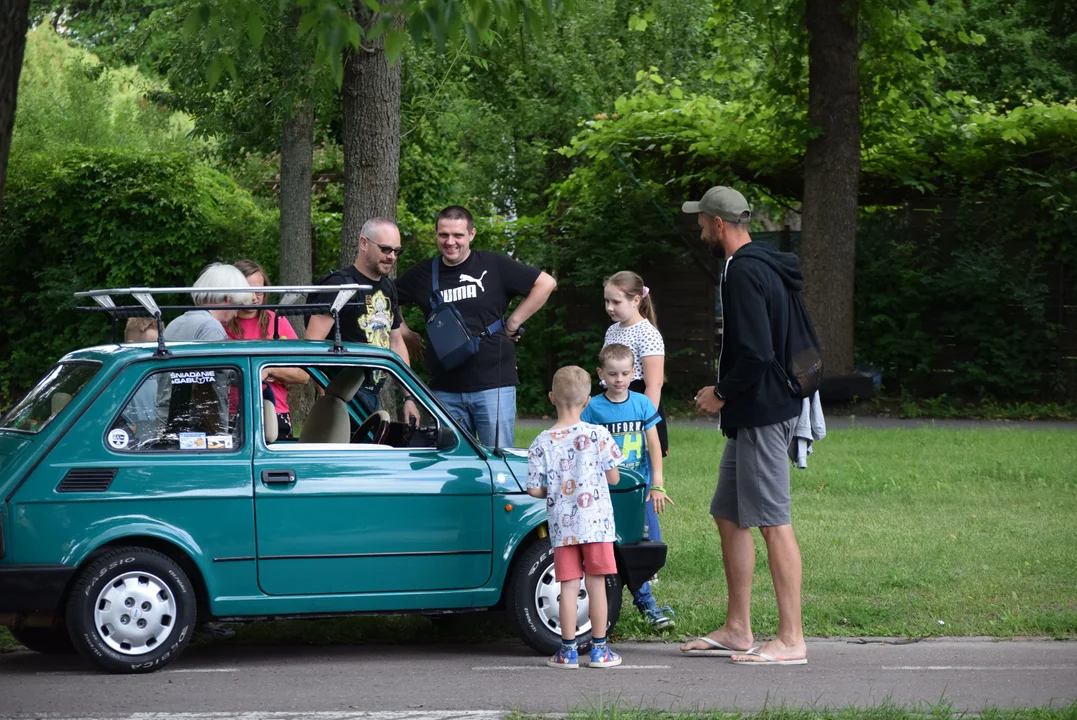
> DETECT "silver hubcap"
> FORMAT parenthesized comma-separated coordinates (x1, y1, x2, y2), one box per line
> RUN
(534, 559, 591, 638)
(94, 571, 177, 655)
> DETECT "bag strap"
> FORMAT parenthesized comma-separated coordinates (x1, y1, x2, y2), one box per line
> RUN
(429, 256, 504, 337)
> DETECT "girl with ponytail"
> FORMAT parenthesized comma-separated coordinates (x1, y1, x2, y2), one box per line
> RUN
(602, 271, 668, 457)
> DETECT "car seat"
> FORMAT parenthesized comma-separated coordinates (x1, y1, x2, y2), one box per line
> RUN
(299, 367, 369, 444)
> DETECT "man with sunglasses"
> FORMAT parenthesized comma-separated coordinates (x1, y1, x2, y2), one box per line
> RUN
(305, 216, 409, 368)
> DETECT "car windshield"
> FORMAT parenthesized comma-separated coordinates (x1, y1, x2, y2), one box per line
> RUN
(0, 362, 101, 434)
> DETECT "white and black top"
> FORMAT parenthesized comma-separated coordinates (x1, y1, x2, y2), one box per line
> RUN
(603, 319, 665, 381)
(396, 250, 541, 393)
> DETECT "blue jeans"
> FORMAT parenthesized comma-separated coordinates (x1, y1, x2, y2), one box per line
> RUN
(632, 494, 663, 608)
(434, 386, 516, 448)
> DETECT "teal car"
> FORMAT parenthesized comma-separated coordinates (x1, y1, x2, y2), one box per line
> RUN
(0, 335, 666, 673)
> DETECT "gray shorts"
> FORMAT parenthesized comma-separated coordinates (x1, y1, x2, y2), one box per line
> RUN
(711, 416, 797, 528)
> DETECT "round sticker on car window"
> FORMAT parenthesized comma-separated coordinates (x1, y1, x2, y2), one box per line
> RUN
(107, 428, 129, 449)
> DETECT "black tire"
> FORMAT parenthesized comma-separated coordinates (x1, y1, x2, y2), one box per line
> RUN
(8, 619, 75, 655)
(506, 539, 624, 655)
(66, 547, 196, 674)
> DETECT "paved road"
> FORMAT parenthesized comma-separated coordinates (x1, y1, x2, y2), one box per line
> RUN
(1, 638, 1074, 717)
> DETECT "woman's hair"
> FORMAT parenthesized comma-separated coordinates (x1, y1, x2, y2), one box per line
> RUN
(227, 259, 271, 339)
(193, 262, 252, 306)
(605, 270, 658, 329)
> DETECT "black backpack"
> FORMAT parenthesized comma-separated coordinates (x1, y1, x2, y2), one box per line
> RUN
(775, 286, 824, 399)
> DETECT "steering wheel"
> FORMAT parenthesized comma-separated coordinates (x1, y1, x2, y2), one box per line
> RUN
(353, 410, 391, 445)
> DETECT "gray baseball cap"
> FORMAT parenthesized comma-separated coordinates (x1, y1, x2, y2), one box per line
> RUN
(681, 186, 752, 224)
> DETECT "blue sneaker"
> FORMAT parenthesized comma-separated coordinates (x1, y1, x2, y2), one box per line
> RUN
(546, 645, 579, 669)
(588, 644, 622, 668)
(642, 604, 676, 630)
(634, 595, 676, 630)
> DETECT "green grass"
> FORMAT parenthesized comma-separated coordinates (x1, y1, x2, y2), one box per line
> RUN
(507, 703, 1077, 720)
(516, 425, 1077, 641)
(2, 426, 1075, 652)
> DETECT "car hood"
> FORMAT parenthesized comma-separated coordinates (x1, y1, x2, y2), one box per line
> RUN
(495, 447, 648, 493)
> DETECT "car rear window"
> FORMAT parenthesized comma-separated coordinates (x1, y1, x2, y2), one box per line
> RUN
(0, 361, 101, 434)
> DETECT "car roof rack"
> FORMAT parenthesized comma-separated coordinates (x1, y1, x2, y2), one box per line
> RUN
(74, 284, 372, 357)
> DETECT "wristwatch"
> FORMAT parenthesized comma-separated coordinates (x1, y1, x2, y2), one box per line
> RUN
(713, 386, 726, 401)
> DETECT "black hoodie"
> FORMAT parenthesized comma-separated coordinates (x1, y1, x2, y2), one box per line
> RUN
(716, 241, 803, 434)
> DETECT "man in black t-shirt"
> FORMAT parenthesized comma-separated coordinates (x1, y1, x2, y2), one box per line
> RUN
(396, 206, 557, 447)
(306, 217, 416, 419)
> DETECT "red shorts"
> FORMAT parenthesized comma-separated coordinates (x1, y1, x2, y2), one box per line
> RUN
(553, 542, 617, 582)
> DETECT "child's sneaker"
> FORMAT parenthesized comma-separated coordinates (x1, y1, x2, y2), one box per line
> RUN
(588, 643, 622, 668)
(546, 645, 579, 669)
(642, 604, 676, 630)
(634, 595, 676, 630)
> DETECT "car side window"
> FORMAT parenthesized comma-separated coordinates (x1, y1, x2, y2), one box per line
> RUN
(108, 366, 244, 453)
(274, 363, 439, 449)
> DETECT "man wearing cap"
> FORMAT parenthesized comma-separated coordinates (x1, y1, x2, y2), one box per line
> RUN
(680, 186, 809, 666)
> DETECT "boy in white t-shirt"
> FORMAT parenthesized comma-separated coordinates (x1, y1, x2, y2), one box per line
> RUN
(526, 365, 625, 669)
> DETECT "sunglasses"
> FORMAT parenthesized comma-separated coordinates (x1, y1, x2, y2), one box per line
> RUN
(366, 238, 403, 256)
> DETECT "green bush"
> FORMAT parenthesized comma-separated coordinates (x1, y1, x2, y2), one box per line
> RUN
(0, 148, 277, 405)
(855, 172, 1077, 401)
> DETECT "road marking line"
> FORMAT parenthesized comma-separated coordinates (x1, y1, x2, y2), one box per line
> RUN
(167, 668, 240, 673)
(882, 665, 1077, 671)
(471, 664, 670, 671)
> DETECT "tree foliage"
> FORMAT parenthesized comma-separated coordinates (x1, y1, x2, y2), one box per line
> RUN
(0, 27, 276, 404)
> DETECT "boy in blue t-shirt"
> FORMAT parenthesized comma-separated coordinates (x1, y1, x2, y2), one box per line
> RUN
(581, 343, 676, 629)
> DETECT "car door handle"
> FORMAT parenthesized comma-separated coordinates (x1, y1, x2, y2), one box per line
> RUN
(261, 469, 296, 485)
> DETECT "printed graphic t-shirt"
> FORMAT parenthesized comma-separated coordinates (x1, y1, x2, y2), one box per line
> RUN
(225, 311, 298, 414)
(395, 250, 541, 393)
(525, 422, 624, 547)
(581, 391, 660, 485)
(308, 265, 403, 349)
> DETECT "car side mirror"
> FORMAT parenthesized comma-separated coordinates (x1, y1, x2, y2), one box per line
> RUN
(436, 425, 456, 450)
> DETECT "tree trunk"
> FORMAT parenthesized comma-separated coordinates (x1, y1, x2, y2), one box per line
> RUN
(279, 105, 317, 425)
(799, 0, 860, 376)
(279, 106, 315, 311)
(339, 5, 402, 267)
(0, 0, 31, 213)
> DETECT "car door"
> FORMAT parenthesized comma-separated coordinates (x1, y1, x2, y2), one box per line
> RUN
(251, 356, 493, 596)
(9, 356, 255, 576)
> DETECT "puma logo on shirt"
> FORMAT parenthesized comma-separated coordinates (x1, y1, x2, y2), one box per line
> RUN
(440, 271, 489, 302)
(460, 271, 487, 292)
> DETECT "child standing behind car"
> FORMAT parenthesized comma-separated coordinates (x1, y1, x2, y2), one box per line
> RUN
(582, 343, 676, 630)
(526, 365, 625, 669)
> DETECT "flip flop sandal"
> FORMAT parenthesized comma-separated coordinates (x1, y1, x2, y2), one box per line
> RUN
(731, 646, 808, 666)
(680, 636, 749, 657)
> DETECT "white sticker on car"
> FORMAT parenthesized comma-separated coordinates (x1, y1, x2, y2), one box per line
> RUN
(170, 370, 216, 385)
(179, 432, 207, 450)
(207, 434, 233, 450)
(107, 428, 130, 449)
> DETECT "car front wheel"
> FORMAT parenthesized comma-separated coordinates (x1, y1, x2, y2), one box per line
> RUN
(506, 539, 623, 655)
(66, 547, 196, 674)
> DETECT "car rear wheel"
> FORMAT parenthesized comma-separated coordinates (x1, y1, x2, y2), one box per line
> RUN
(66, 547, 196, 674)
(506, 539, 623, 655)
